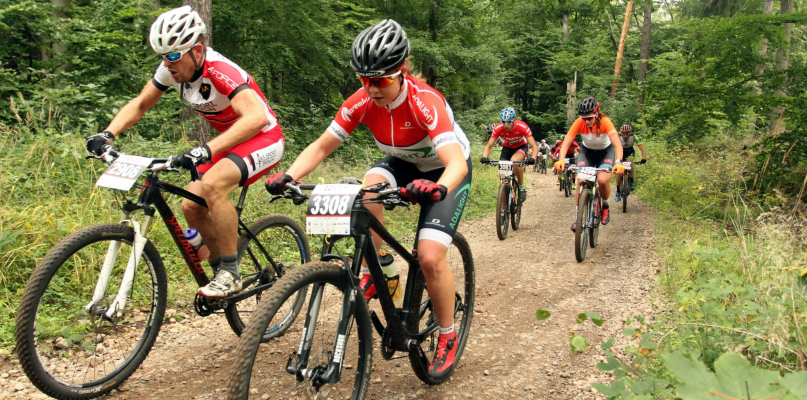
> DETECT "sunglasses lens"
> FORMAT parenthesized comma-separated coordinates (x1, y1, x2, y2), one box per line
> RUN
(359, 76, 396, 88)
(164, 52, 182, 62)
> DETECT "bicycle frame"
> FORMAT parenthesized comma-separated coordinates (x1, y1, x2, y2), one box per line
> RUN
(287, 187, 434, 387)
(85, 168, 277, 320)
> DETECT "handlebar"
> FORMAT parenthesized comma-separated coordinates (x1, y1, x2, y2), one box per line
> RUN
(270, 181, 412, 210)
(86, 145, 191, 177)
(484, 160, 530, 167)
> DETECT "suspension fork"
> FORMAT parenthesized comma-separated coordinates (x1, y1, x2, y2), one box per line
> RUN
(84, 213, 154, 319)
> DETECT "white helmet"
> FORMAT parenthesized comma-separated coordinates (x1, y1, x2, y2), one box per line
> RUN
(541, 139, 546, 143)
(149, 6, 207, 54)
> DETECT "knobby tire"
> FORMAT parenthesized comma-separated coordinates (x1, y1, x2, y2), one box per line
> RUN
(575, 191, 591, 262)
(496, 182, 510, 240)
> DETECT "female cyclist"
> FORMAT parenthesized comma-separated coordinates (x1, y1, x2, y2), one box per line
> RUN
(265, 19, 472, 380)
(554, 97, 625, 230)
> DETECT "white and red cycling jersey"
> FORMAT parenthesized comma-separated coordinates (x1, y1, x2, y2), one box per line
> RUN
(552, 140, 580, 158)
(327, 75, 470, 172)
(152, 48, 279, 134)
(491, 120, 532, 148)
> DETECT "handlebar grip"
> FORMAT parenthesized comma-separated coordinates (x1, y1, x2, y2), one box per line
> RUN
(431, 190, 442, 202)
(399, 187, 409, 198)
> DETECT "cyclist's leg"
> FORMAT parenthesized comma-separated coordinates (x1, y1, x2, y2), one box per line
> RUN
(510, 146, 526, 186)
(597, 146, 616, 201)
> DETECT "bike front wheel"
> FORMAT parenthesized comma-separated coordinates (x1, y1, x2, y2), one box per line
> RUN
(510, 194, 522, 230)
(15, 223, 167, 400)
(495, 183, 510, 240)
(575, 191, 591, 262)
(564, 174, 573, 197)
(226, 214, 311, 342)
(227, 262, 373, 400)
(622, 177, 629, 213)
(407, 232, 475, 385)
(590, 195, 601, 248)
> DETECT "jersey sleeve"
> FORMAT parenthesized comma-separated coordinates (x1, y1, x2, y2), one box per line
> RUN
(207, 61, 250, 100)
(600, 117, 618, 137)
(519, 121, 533, 138)
(635, 135, 643, 145)
(416, 93, 459, 151)
(152, 63, 174, 91)
(566, 118, 585, 139)
(490, 123, 503, 140)
(327, 89, 367, 142)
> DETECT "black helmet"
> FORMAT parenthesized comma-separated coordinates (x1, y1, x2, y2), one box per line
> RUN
(350, 19, 411, 77)
(577, 97, 599, 115)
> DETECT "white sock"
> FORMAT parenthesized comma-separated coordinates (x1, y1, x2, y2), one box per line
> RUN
(439, 324, 455, 335)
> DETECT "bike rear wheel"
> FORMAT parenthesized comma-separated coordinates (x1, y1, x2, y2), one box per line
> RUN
(407, 232, 475, 385)
(590, 195, 601, 248)
(496, 183, 510, 240)
(510, 192, 522, 230)
(575, 191, 591, 262)
(227, 262, 373, 400)
(15, 223, 166, 400)
(226, 214, 311, 342)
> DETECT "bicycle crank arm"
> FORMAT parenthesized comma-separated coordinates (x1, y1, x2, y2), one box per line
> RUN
(223, 282, 274, 304)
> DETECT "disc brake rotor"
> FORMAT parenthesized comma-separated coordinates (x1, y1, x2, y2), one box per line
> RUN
(303, 349, 332, 400)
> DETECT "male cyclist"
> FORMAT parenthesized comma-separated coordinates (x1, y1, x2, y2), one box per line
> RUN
(480, 107, 538, 203)
(615, 124, 647, 202)
(554, 97, 625, 231)
(537, 139, 551, 169)
(552, 138, 580, 186)
(85, 6, 284, 298)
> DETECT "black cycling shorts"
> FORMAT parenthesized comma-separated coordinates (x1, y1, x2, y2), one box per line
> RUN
(624, 146, 635, 160)
(500, 144, 529, 161)
(365, 156, 473, 248)
(577, 145, 616, 168)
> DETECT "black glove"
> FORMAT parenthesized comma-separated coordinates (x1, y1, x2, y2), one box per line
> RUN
(171, 145, 211, 181)
(265, 173, 296, 195)
(637, 159, 647, 165)
(526, 157, 536, 165)
(479, 156, 489, 164)
(86, 131, 114, 155)
(404, 179, 447, 205)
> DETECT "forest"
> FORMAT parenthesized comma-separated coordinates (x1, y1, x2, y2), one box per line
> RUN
(1, 0, 807, 397)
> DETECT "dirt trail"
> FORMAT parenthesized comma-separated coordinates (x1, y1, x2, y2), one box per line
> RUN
(1, 169, 658, 399)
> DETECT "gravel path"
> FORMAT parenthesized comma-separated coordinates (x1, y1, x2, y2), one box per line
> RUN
(1, 169, 658, 399)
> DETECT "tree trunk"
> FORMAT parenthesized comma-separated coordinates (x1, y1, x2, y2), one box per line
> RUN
(611, 0, 634, 99)
(182, 0, 212, 143)
(561, 12, 569, 39)
(567, 71, 578, 125)
(768, 0, 793, 135)
(43, 0, 71, 65)
(637, 0, 651, 105)
(753, 0, 773, 97)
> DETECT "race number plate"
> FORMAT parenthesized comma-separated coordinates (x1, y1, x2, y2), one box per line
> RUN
(577, 167, 597, 182)
(306, 184, 362, 235)
(95, 155, 153, 191)
(622, 161, 632, 170)
(498, 160, 513, 175)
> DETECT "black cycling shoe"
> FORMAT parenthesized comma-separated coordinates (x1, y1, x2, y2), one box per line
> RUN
(570, 221, 577, 232)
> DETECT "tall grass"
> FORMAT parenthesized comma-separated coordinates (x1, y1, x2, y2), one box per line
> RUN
(0, 101, 502, 348)
(637, 140, 807, 371)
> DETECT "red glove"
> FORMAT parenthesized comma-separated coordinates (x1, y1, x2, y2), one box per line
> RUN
(264, 173, 296, 195)
(404, 179, 447, 205)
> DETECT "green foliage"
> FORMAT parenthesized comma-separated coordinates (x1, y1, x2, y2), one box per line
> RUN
(570, 334, 590, 354)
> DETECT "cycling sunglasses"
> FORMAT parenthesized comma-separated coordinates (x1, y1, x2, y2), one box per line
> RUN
(358, 70, 402, 88)
(581, 114, 596, 120)
(159, 43, 201, 63)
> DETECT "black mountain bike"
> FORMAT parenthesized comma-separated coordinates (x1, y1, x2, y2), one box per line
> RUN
(568, 165, 610, 262)
(15, 148, 310, 400)
(533, 154, 548, 174)
(618, 161, 642, 213)
(558, 158, 574, 197)
(486, 160, 529, 240)
(227, 181, 475, 400)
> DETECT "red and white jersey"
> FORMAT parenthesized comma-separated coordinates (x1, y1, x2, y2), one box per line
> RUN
(552, 141, 580, 158)
(491, 120, 532, 148)
(327, 76, 470, 172)
(152, 48, 278, 134)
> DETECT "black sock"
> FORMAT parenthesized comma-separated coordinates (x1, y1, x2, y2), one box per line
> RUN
(209, 257, 221, 275)
(220, 254, 239, 279)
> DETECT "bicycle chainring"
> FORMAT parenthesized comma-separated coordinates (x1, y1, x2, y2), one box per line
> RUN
(194, 293, 215, 316)
(380, 329, 395, 360)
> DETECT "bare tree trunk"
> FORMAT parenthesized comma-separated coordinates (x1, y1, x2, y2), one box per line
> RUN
(753, 0, 774, 97)
(567, 71, 578, 125)
(611, 0, 634, 99)
(637, 0, 652, 105)
(182, 0, 212, 143)
(562, 12, 569, 39)
(43, 0, 71, 64)
(768, 0, 793, 135)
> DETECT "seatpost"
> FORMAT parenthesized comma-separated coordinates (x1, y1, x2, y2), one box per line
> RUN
(235, 186, 249, 217)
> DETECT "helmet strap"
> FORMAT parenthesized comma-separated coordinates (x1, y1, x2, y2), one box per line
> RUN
(188, 44, 206, 75)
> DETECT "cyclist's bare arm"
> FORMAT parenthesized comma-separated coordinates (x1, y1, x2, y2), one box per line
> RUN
(435, 143, 468, 193)
(204, 88, 269, 154)
(638, 143, 647, 160)
(285, 131, 342, 180)
(609, 134, 624, 162)
(481, 136, 497, 158)
(104, 81, 164, 136)
(526, 136, 539, 159)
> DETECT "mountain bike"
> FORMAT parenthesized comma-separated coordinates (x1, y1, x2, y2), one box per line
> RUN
(486, 160, 529, 240)
(617, 161, 642, 213)
(558, 158, 573, 197)
(226, 181, 475, 400)
(568, 165, 611, 262)
(15, 148, 311, 400)
(533, 153, 547, 174)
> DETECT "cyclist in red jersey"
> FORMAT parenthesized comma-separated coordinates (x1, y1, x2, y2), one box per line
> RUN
(554, 97, 625, 231)
(479, 107, 538, 203)
(265, 19, 471, 380)
(552, 138, 581, 188)
(85, 6, 284, 298)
